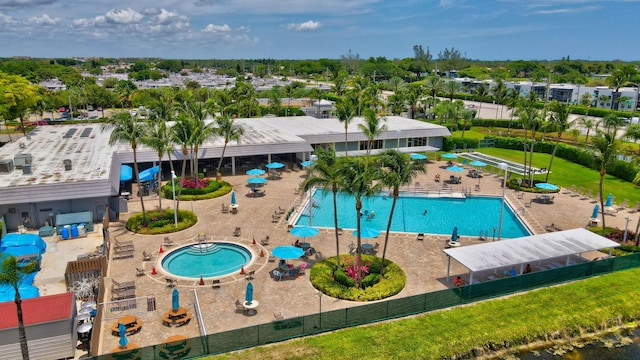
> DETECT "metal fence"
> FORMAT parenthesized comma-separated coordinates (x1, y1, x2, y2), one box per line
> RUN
(91, 252, 640, 359)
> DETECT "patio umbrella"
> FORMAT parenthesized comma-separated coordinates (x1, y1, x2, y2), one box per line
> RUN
(230, 191, 236, 205)
(272, 245, 305, 259)
(469, 160, 487, 167)
(451, 226, 459, 242)
(446, 165, 465, 172)
(410, 153, 427, 160)
(247, 177, 267, 184)
(605, 193, 613, 207)
(290, 226, 319, 238)
(245, 281, 254, 304)
(246, 168, 265, 176)
(441, 153, 458, 159)
(139, 165, 160, 182)
(535, 183, 559, 191)
(118, 322, 128, 349)
(592, 204, 599, 219)
(300, 160, 315, 167)
(120, 165, 133, 182)
(352, 227, 380, 238)
(171, 288, 179, 311)
(265, 162, 285, 169)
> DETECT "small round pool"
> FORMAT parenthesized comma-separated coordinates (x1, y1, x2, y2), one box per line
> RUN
(161, 242, 253, 278)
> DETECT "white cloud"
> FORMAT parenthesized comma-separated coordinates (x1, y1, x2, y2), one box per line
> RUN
(27, 13, 59, 26)
(0, 0, 55, 8)
(533, 5, 598, 14)
(202, 23, 231, 34)
(285, 20, 321, 31)
(104, 8, 144, 25)
(152, 8, 188, 25)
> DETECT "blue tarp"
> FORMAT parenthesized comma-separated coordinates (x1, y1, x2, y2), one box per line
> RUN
(139, 166, 159, 182)
(120, 165, 133, 182)
(0, 234, 46, 253)
(1, 245, 43, 258)
(0, 285, 40, 303)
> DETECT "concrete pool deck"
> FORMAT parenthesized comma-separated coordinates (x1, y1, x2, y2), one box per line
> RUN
(32, 159, 635, 356)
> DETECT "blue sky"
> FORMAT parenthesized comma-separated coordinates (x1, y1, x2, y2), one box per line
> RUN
(1, 0, 638, 61)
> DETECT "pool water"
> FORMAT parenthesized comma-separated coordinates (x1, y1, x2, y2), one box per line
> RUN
(161, 242, 253, 278)
(295, 190, 530, 239)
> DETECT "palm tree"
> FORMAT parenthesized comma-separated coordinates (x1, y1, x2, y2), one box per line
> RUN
(504, 88, 520, 134)
(141, 115, 173, 210)
(300, 147, 343, 265)
(545, 100, 570, 182)
(474, 84, 490, 117)
(359, 108, 387, 157)
(0, 256, 38, 360)
(104, 112, 148, 225)
(444, 80, 461, 102)
(171, 113, 196, 210)
(378, 150, 425, 274)
(491, 80, 508, 118)
(424, 76, 444, 104)
(579, 116, 596, 143)
(337, 157, 382, 287)
(181, 101, 214, 186)
(404, 84, 423, 119)
(215, 115, 244, 178)
(592, 114, 623, 232)
(335, 98, 356, 156)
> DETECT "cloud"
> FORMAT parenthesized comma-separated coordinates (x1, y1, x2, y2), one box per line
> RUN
(285, 20, 321, 31)
(0, 0, 55, 8)
(27, 13, 59, 26)
(533, 5, 598, 14)
(202, 23, 231, 34)
(104, 8, 144, 25)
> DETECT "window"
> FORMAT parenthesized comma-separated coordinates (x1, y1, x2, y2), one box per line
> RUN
(408, 137, 427, 147)
(360, 140, 383, 151)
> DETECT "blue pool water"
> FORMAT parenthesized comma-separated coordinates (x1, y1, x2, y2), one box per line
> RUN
(161, 242, 253, 278)
(296, 190, 530, 239)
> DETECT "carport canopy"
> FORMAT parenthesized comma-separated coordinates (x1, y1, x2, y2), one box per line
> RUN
(443, 228, 620, 284)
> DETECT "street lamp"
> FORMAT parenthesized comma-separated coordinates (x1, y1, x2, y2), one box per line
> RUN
(171, 170, 178, 228)
(497, 162, 508, 240)
(317, 291, 323, 329)
(623, 216, 632, 245)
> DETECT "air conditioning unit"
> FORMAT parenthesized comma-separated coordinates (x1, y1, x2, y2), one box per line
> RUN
(63, 159, 72, 171)
(14, 153, 32, 169)
(22, 164, 32, 175)
(0, 159, 14, 173)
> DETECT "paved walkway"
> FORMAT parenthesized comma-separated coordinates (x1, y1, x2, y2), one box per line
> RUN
(32, 159, 634, 356)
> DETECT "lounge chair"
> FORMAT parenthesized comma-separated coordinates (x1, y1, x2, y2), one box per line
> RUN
(273, 311, 284, 320)
(562, 184, 576, 195)
(245, 270, 255, 280)
(272, 213, 280, 223)
(112, 279, 136, 291)
(163, 236, 174, 247)
(580, 189, 593, 200)
(235, 299, 247, 314)
(114, 238, 134, 249)
(142, 250, 152, 261)
(298, 263, 307, 275)
(416, 233, 425, 241)
(278, 206, 286, 215)
(571, 187, 583, 197)
(111, 289, 135, 301)
(113, 248, 134, 259)
(617, 199, 629, 211)
(628, 201, 640, 213)
(260, 236, 270, 245)
(211, 279, 221, 289)
(136, 267, 145, 277)
(233, 227, 241, 237)
(221, 204, 229, 213)
(165, 277, 178, 287)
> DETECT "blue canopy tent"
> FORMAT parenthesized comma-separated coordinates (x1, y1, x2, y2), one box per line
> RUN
(139, 166, 160, 182)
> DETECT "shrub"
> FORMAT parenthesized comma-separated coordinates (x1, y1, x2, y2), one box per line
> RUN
(334, 268, 355, 288)
(161, 179, 231, 201)
(126, 209, 197, 234)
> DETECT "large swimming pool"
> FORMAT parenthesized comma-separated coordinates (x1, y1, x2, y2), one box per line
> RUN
(295, 190, 530, 239)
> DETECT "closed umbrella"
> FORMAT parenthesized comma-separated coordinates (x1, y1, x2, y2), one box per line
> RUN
(446, 165, 465, 172)
(246, 168, 265, 176)
(352, 227, 380, 238)
(245, 282, 254, 304)
(441, 153, 458, 159)
(272, 245, 305, 259)
(139, 165, 160, 182)
(451, 226, 459, 242)
(290, 226, 319, 238)
(535, 183, 559, 191)
(605, 193, 613, 207)
(265, 162, 285, 169)
(410, 153, 427, 160)
(118, 322, 128, 349)
(230, 191, 236, 205)
(171, 288, 179, 311)
(592, 204, 599, 219)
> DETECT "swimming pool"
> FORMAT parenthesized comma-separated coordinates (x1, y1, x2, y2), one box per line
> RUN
(161, 242, 253, 278)
(295, 190, 530, 239)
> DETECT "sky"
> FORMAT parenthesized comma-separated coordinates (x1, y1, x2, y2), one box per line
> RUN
(0, 0, 639, 61)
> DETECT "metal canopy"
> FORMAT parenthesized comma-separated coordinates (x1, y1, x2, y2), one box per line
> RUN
(443, 228, 619, 273)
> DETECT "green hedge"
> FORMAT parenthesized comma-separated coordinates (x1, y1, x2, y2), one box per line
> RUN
(471, 118, 522, 129)
(161, 178, 232, 201)
(126, 209, 197, 234)
(443, 137, 479, 151)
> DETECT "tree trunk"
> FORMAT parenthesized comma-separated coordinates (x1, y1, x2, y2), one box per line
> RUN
(355, 200, 362, 288)
(381, 191, 398, 275)
(216, 141, 229, 178)
(545, 139, 560, 183)
(344, 127, 348, 157)
(177, 148, 188, 210)
(133, 149, 147, 226)
(599, 171, 606, 232)
(15, 291, 29, 360)
(157, 155, 163, 210)
(332, 188, 340, 266)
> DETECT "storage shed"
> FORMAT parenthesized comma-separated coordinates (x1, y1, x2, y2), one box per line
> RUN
(55, 211, 94, 234)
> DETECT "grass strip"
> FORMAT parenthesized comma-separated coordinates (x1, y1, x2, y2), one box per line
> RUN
(210, 267, 640, 360)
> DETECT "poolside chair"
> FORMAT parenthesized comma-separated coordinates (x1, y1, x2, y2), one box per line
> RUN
(617, 199, 629, 211)
(136, 267, 145, 277)
(416, 233, 425, 241)
(112, 279, 136, 292)
(163, 236, 174, 247)
(580, 189, 593, 200)
(245, 270, 255, 281)
(260, 235, 270, 245)
(571, 187, 583, 197)
(562, 184, 576, 195)
(278, 206, 286, 215)
(221, 204, 229, 213)
(114, 238, 134, 249)
(628, 202, 640, 213)
(298, 263, 308, 275)
(272, 213, 280, 223)
(142, 250, 152, 261)
(211, 279, 221, 289)
(273, 311, 284, 320)
(165, 277, 178, 288)
(233, 227, 241, 237)
(235, 299, 247, 314)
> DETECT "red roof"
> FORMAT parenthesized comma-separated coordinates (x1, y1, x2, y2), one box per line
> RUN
(0, 292, 74, 329)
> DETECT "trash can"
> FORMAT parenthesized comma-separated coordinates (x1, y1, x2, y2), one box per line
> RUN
(61, 227, 70, 240)
(78, 225, 86, 236)
(71, 225, 79, 238)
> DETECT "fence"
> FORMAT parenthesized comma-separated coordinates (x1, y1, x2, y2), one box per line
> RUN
(478, 138, 496, 148)
(91, 252, 640, 359)
(64, 256, 107, 289)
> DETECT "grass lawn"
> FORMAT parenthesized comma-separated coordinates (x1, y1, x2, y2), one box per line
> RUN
(210, 267, 640, 360)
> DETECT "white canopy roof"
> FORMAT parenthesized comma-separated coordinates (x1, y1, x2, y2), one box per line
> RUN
(443, 228, 619, 272)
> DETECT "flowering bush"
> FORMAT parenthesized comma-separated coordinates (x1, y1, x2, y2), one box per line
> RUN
(181, 177, 209, 189)
(341, 255, 369, 280)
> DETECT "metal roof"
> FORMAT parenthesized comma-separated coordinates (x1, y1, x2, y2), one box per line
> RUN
(443, 228, 619, 272)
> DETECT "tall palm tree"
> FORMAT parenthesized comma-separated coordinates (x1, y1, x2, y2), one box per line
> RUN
(474, 84, 490, 117)
(545, 100, 570, 182)
(592, 114, 623, 232)
(215, 115, 245, 178)
(181, 101, 214, 186)
(337, 157, 382, 287)
(359, 108, 387, 157)
(171, 113, 196, 210)
(378, 150, 425, 274)
(335, 98, 356, 156)
(504, 88, 520, 134)
(104, 112, 148, 225)
(424, 76, 444, 104)
(0, 256, 38, 360)
(301, 147, 343, 265)
(578, 116, 596, 143)
(404, 84, 423, 119)
(444, 80, 461, 102)
(141, 115, 173, 210)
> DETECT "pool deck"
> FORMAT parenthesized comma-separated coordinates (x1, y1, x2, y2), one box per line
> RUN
(33, 159, 636, 357)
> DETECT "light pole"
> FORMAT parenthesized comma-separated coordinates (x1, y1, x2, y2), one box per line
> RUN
(396, 129, 401, 150)
(171, 170, 178, 228)
(317, 291, 323, 329)
(623, 216, 632, 245)
(497, 162, 508, 240)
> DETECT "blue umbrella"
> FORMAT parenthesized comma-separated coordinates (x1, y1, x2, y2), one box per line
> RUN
(247, 177, 267, 184)
(118, 322, 128, 348)
(120, 165, 133, 181)
(230, 190, 236, 205)
(535, 183, 559, 191)
(410, 153, 427, 160)
(441, 153, 458, 159)
(352, 227, 380, 238)
(446, 165, 465, 172)
(300, 160, 315, 167)
(265, 162, 285, 169)
(172, 288, 179, 311)
(469, 160, 487, 167)
(290, 226, 319, 238)
(245, 281, 254, 304)
(451, 226, 459, 242)
(246, 168, 265, 176)
(139, 165, 160, 181)
(592, 204, 600, 219)
(605, 193, 613, 207)
(272, 245, 305, 259)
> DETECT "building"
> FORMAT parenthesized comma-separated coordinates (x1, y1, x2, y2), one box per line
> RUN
(0, 116, 450, 231)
